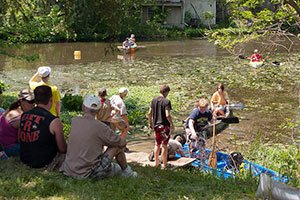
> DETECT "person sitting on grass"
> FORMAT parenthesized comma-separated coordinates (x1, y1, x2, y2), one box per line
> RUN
(0, 89, 35, 157)
(60, 94, 137, 179)
(18, 85, 67, 169)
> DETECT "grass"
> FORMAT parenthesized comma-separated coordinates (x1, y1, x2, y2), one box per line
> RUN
(1, 51, 300, 198)
(0, 158, 257, 199)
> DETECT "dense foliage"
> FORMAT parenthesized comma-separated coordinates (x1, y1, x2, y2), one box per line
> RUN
(0, 0, 201, 46)
(207, 0, 300, 53)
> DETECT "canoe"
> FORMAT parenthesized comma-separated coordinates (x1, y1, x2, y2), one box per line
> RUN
(117, 45, 145, 54)
(249, 61, 264, 68)
(198, 121, 229, 139)
(177, 145, 289, 183)
(256, 173, 300, 200)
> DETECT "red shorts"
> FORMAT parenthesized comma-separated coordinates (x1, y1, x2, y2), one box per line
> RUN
(154, 125, 170, 145)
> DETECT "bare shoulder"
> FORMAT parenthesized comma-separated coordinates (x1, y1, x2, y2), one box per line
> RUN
(6, 109, 22, 121)
(50, 117, 63, 134)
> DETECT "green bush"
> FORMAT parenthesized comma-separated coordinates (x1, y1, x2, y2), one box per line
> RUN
(247, 137, 300, 186)
(60, 111, 80, 139)
(1, 95, 17, 110)
(61, 94, 83, 112)
(0, 81, 7, 93)
(126, 97, 148, 126)
(184, 28, 205, 38)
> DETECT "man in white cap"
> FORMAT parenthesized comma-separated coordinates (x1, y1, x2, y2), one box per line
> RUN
(60, 94, 137, 179)
(110, 88, 129, 141)
(29, 66, 61, 117)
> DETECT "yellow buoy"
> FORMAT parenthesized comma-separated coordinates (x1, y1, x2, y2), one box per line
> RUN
(74, 51, 81, 60)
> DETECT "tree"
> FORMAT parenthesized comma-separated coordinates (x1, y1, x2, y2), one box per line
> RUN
(207, 0, 300, 54)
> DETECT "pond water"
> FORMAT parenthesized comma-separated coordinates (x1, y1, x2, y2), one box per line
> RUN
(0, 39, 299, 153)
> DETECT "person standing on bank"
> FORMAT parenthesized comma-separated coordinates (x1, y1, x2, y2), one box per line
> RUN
(29, 66, 61, 117)
(96, 88, 113, 128)
(110, 88, 130, 140)
(60, 94, 137, 179)
(148, 84, 174, 169)
(18, 85, 67, 169)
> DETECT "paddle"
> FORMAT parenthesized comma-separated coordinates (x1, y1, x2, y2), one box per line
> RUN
(220, 116, 239, 124)
(208, 117, 217, 168)
(228, 102, 245, 110)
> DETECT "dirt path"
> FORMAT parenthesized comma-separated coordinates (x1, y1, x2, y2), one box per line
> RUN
(126, 124, 244, 160)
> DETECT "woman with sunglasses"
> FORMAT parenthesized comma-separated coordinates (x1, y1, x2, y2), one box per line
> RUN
(0, 89, 35, 157)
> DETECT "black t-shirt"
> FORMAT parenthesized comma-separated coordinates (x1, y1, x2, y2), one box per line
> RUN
(150, 96, 172, 127)
(18, 107, 58, 168)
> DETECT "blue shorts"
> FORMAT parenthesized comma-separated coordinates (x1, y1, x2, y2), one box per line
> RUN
(4, 143, 20, 157)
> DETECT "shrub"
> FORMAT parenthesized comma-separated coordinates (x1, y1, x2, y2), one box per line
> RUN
(61, 94, 83, 112)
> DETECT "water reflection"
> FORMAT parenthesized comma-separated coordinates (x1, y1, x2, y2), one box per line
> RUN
(0, 39, 299, 148)
(0, 40, 228, 71)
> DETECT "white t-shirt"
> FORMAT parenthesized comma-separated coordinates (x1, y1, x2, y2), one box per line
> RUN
(110, 95, 127, 115)
(168, 139, 183, 156)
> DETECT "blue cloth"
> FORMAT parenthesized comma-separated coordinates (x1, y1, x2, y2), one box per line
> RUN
(0, 108, 5, 115)
(4, 143, 20, 157)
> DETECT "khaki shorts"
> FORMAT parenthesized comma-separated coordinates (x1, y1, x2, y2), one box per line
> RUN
(46, 153, 66, 171)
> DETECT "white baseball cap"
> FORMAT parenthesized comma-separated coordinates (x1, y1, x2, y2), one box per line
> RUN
(38, 66, 51, 78)
(119, 87, 129, 94)
(83, 94, 101, 110)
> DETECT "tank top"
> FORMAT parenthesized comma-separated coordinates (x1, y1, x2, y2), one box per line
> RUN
(19, 107, 57, 168)
(0, 114, 19, 148)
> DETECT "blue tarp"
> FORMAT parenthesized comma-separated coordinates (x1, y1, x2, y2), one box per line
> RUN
(177, 144, 289, 183)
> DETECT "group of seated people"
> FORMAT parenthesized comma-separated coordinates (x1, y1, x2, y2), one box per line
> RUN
(0, 72, 229, 175)
(0, 67, 137, 179)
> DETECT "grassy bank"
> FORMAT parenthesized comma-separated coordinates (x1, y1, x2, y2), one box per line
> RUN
(0, 158, 257, 199)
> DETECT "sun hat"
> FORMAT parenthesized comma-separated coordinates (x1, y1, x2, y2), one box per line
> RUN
(119, 87, 129, 94)
(83, 94, 101, 110)
(18, 89, 34, 101)
(98, 88, 107, 97)
(38, 66, 51, 78)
